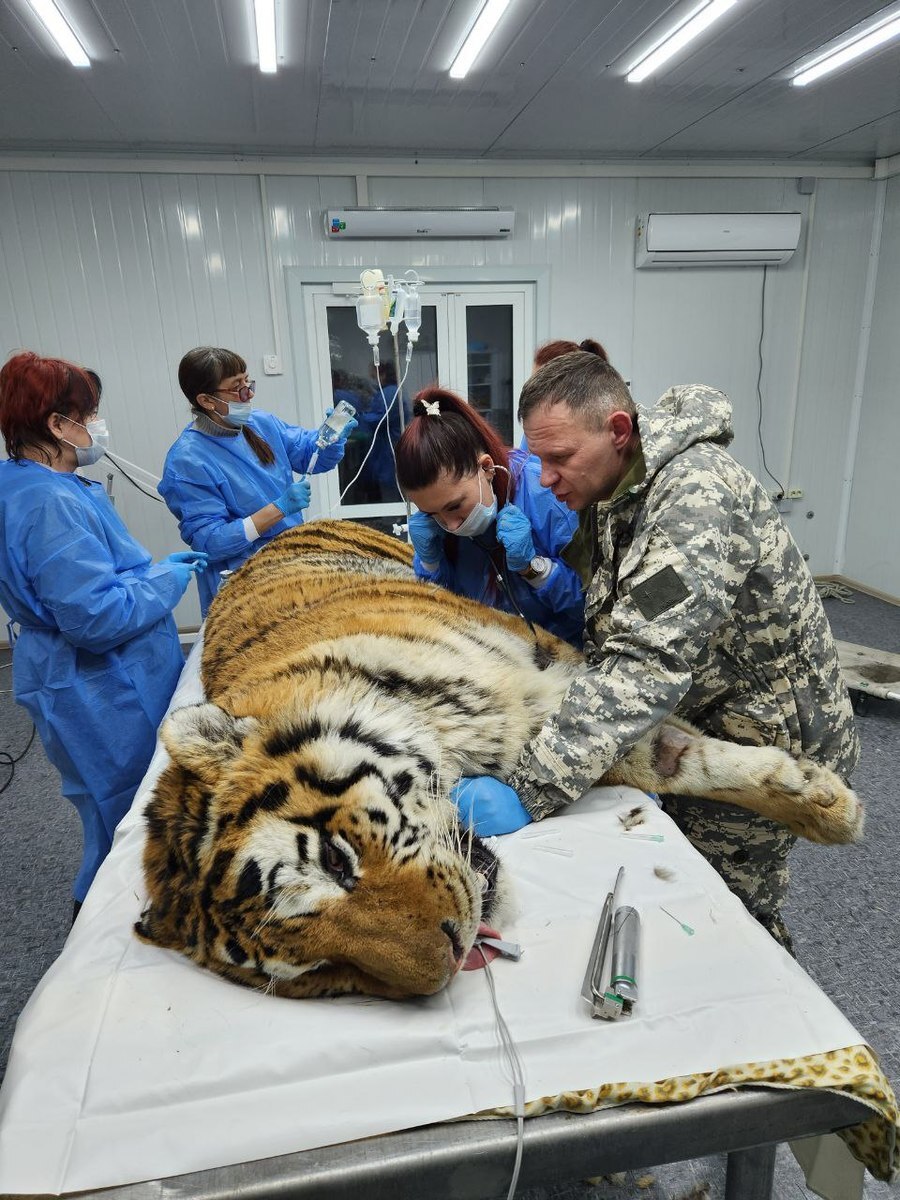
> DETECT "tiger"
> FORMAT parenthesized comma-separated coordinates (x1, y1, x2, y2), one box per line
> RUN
(135, 519, 862, 999)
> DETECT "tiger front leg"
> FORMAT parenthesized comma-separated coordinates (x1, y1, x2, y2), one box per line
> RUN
(603, 721, 864, 846)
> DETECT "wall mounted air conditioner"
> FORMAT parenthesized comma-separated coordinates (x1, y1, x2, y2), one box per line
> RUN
(324, 207, 515, 239)
(635, 212, 802, 268)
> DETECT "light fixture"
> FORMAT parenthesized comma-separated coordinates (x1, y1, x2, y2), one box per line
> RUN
(792, 10, 900, 87)
(254, 0, 277, 74)
(28, 0, 90, 68)
(626, 0, 738, 84)
(449, 0, 511, 79)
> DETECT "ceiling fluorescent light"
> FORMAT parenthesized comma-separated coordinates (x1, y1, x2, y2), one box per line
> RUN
(626, 0, 738, 83)
(449, 0, 511, 79)
(792, 12, 900, 87)
(254, 0, 277, 73)
(28, 0, 90, 68)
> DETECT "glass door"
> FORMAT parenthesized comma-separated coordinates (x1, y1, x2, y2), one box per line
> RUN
(301, 281, 533, 528)
(445, 289, 530, 447)
(308, 291, 448, 529)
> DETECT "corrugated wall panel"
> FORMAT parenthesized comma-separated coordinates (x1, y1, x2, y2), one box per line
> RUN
(0, 166, 888, 638)
(843, 175, 900, 596)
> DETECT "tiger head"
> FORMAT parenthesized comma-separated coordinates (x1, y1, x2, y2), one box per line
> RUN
(135, 701, 503, 999)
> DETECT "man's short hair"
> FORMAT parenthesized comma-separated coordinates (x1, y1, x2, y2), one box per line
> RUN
(518, 351, 635, 430)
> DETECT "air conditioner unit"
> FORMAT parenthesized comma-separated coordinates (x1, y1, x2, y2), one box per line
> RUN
(635, 212, 802, 268)
(324, 207, 515, 239)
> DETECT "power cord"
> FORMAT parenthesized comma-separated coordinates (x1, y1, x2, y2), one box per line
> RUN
(102, 451, 166, 504)
(0, 661, 37, 795)
(755, 265, 786, 499)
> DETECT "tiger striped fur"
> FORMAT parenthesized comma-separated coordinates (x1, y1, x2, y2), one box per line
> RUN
(136, 520, 862, 999)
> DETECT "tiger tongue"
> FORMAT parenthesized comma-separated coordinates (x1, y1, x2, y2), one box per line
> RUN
(461, 922, 503, 972)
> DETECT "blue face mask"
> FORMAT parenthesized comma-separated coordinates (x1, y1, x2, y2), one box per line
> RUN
(437, 468, 497, 538)
(223, 400, 252, 428)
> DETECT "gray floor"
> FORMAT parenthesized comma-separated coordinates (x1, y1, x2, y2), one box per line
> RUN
(0, 587, 898, 1199)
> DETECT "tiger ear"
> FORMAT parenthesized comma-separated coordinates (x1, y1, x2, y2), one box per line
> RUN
(161, 703, 260, 785)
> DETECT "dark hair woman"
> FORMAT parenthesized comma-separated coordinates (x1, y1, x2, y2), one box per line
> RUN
(395, 386, 584, 649)
(0, 351, 205, 909)
(160, 347, 357, 616)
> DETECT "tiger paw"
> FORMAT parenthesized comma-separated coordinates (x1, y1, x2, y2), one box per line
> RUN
(775, 758, 864, 845)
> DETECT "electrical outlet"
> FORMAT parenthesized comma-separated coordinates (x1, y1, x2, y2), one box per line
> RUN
(263, 354, 282, 375)
(787, 488, 804, 499)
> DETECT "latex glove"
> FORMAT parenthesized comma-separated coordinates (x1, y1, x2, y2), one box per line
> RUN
(159, 551, 207, 592)
(495, 503, 537, 572)
(409, 510, 445, 570)
(451, 776, 533, 837)
(275, 478, 311, 516)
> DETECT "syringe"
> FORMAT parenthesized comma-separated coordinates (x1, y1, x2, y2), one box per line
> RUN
(305, 399, 357, 474)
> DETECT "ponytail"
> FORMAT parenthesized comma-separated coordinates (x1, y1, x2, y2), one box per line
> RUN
(533, 338, 608, 369)
(396, 387, 512, 506)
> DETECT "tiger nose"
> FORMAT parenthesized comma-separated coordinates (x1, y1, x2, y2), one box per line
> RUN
(441, 919, 464, 963)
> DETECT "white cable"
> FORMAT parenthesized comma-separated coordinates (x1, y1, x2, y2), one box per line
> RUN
(102, 449, 161, 487)
(478, 946, 526, 1200)
(329, 345, 415, 514)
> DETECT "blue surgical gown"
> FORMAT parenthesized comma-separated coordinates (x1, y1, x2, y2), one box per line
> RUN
(159, 409, 345, 616)
(0, 460, 185, 901)
(414, 449, 585, 647)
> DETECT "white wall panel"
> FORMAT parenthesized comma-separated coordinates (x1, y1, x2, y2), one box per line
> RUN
(0, 163, 891, 643)
(843, 175, 900, 596)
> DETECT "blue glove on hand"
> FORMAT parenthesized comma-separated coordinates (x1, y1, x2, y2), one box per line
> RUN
(159, 551, 208, 593)
(495, 503, 537, 572)
(275, 478, 312, 516)
(451, 776, 533, 837)
(409, 510, 445, 570)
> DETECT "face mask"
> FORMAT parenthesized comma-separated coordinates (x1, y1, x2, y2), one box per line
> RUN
(437, 468, 497, 539)
(58, 416, 110, 467)
(223, 400, 252, 428)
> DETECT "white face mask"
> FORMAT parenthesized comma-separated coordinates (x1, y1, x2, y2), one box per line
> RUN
(436, 468, 497, 539)
(58, 416, 110, 467)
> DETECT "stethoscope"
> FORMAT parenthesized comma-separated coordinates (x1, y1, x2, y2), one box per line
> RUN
(472, 522, 539, 640)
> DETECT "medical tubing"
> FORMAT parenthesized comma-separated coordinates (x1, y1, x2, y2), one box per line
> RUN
(102, 452, 166, 504)
(473, 529, 538, 638)
(479, 946, 526, 1200)
(331, 347, 414, 512)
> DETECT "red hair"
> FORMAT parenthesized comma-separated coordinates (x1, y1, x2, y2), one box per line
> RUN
(396, 387, 512, 506)
(0, 351, 99, 462)
(533, 338, 608, 369)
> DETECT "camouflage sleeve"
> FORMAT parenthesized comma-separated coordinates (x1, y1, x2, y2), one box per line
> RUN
(507, 464, 761, 818)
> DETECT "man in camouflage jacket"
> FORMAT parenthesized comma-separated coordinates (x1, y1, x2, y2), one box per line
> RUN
(506, 351, 859, 947)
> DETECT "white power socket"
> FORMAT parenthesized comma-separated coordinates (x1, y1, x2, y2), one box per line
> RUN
(263, 354, 282, 375)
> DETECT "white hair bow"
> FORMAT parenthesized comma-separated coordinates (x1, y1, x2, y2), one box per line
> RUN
(422, 398, 441, 417)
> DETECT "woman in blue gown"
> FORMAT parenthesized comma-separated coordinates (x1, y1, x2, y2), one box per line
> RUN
(160, 347, 355, 616)
(0, 352, 204, 906)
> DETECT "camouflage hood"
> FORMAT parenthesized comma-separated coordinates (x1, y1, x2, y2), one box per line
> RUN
(635, 385, 734, 489)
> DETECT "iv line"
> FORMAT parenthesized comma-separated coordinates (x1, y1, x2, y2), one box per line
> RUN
(478, 945, 526, 1200)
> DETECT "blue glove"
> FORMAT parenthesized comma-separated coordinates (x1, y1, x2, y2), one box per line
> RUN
(495, 503, 537, 572)
(409, 510, 445, 569)
(159, 551, 207, 593)
(275, 478, 311, 516)
(451, 776, 533, 836)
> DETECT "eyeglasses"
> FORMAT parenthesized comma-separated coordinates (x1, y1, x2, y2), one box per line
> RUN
(216, 380, 256, 403)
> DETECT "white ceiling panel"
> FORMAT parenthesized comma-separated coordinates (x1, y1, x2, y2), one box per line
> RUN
(0, 0, 898, 162)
